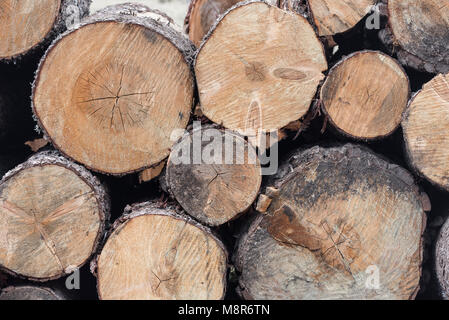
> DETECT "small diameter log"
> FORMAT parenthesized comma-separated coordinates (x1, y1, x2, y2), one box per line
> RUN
(321, 51, 410, 140)
(283, 0, 376, 36)
(0, 151, 109, 281)
(93, 202, 228, 300)
(185, 0, 241, 46)
(139, 161, 166, 184)
(402, 73, 449, 191)
(195, 1, 327, 137)
(436, 218, 449, 299)
(235, 144, 426, 300)
(0, 286, 65, 300)
(379, 0, 449, 74)
(0, 0, 90, 61)
(32, 3, 195, 175)
(165, 126, 262, 226)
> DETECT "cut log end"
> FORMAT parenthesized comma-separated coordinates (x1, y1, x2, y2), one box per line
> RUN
(0, 152, 108, 281)
(436, 218, 449, 299)
(166, 127, 262, 226)
(402, 73, 449, 190)
(308, 0, 376, 36)
(321, 51, 409, 140)
(386, 0, 449, 74)
(95, 202, 228, 300)
(0, 0, 61, 59)
(0, 286, 64, 300)
(185, 0, 241, 46)
(236, 144, 425, 300)
(33, 7, 194, 175)
(195, 1, 327, 136)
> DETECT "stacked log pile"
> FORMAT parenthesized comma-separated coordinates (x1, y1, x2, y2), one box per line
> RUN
(0, 0, 449, 300)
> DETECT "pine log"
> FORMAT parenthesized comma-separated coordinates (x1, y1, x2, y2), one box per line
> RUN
(379, 0, 449, 74)
(164, 126, 262, 226)
(92, 201, 228, 300)
(0, 286, 65, 300)
(185, 0, 241, 46)
(139, 161, 166, 184)
(436, 217, 449, 299)
(321, 51, 410, 140)
(195, 1, 327, 138)
(235, 144, 426, 300)
(402, 73, 449, 191)
(0, 151, 109, 281)
(282, 0, 376, 36)
(32, 3, 195, 175)
(0, 0, 90, 61)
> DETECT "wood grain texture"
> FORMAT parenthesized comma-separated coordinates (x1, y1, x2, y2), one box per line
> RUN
(436, 217, 449, 299)
(0, 286, 64, 300)
(32, 4, 195, 175)
(0, 0, 90, 60)
(0, 151, 108, 281)
(402, 73, 449, 190)
(308, 0, 376, 36)
(385, 0, 449, 74)
(321, 51, 410, 140)
(94, 202, 228, 300)
(185, 0, 241, 46)
(165, 127, 262, 226)
(195, 1, 327, 136)
(235, 144, 425, 300)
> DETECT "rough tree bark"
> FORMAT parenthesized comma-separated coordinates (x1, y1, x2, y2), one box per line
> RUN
(92, 201, 228, 300)
(280, 0, 377, 36)
(195, 0, 327, 140)
(320, 50, 410, 140)
(0, 286, 65, 300)
(32, 3, 195, 175)
(0, 0, 90, 61)
(379, 0, 449, 74)
(0, 151, 109, 281)
(235, 144, 426, 300)
(164, 126, 262, 226)
(402, 73, 449, 191)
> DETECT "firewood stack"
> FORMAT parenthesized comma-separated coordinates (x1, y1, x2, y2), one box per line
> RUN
(0, 0, 448, 300)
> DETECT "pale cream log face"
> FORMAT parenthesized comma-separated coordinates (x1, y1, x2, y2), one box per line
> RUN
(196, 2, 327, 135)
(403, 73, 449, 189)
(0, 0, 61, 58)
(97, 215, 227, 300)
(0, 165, 102, 280)
(33, 22, 193, 175)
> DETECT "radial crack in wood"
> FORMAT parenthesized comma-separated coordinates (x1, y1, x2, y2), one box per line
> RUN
(235, 144, 425, 300)
(195, 1, 327, 137)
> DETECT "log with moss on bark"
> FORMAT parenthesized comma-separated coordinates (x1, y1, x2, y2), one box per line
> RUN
(32, 3, 195, 175)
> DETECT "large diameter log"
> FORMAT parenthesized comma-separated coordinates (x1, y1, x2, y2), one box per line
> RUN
(402, 73, 449, 191)
(321, 51, 410, 140)
(0, 151, 109, 281)
(195, 1, 327, 137)
(165, 126, 262, 226)
(93, 202, 228, 300)
(0, 286, 65, 300)
(235, 144, 426, 300)
(32, 3, 195, 175)
(0, 0, 90, 61)
(379, 0, 449, 74)
(436, 218, 449, 299)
